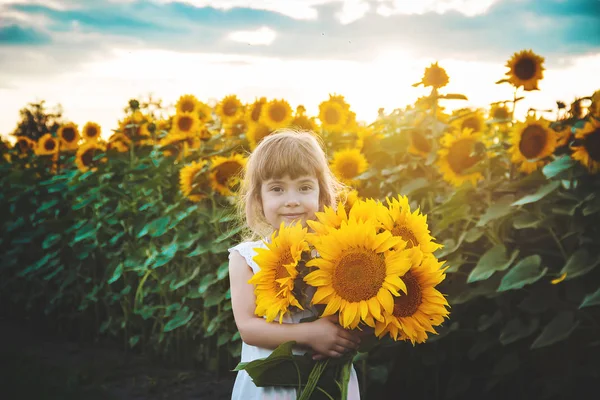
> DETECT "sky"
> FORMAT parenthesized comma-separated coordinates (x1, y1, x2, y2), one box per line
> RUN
(1, 0, 599, 140)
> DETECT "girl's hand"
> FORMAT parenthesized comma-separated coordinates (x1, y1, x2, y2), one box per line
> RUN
(303, 315, 361, 360)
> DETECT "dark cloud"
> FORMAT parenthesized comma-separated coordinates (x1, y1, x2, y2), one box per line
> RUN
(1, 0, 599, 75)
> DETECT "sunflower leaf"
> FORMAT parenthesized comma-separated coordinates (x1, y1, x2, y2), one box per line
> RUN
(530, 311, 578, 349)
(468, 245, 519, 283)
(476, 195, 515, 227)
(579, 288, 600, 309)
(560, 249, 600, 280)
(499, 317, 539, 345)
(542, 155, 576, 179)
(438, 93, 468, 101)
(512, 181, 560, 206)
(497, 255, 547, 292)
(163, 305, 194, 332)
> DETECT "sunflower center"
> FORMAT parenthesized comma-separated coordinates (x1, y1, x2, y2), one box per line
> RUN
(275, 250, 294, 282)
(447, 138, 481, 174)
(44, 139, 56, 151)
(18, 140, 31, 152)
(411, 130, 432, 153)
(81, 149, 96, 167)
(62, 128, 76, 142)
(251, 103, 264, 122)
(324, 108, 341, 125)
(519, 124, 548, 159)
(584, 128, 600, 162)
(461, 116, 482, 133)
(178, 116, 193, 132)
(332, 249, 386, 302)
(514, 57, 536, 80)
(223, 100, 238, 117)
(86, 127, 98, 138)
(269, 105, 287, 123)
(253, 125, 272, 144)
(425, 67, 447, 87)
(493, 107, 509, 120)
(392, 272, 422, 318)
(214, 161, 243, 186)
(391, 225, 419, 248)
(231, 121, 247, 136)
(180, 100, 195, 113)
(338, 159, 360, 179)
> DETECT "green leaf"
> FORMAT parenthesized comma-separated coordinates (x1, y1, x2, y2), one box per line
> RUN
(439, 93, 468, 100)
(163, 306, 194, 332)
(151, 242, 179, 269)
(217, 332, 232, 347)
(560, 248, 599, 280)
(468, 245, 519, 283)
(215, 225, 243, 243)
(42, 233, 62, 250)
(531, 311, 579, 349)
(170, 267, 200, 290)
(512, 213, 542, 229)
(73, 222, 97, 244)
(582, 195, 600, 216)
(499, 318, 539, 345)
(204, 287, 226, 307)
(512, 181, 560, 206)
(129, 335, 140, 348)
(579, 288, 600, 309)
(37, 198, 59, 213)
(217, 261, 229, 281)
(72, 194, 97, 210)
(108, 263, 123, 284)
(542, 155, 576, 179)
(188, 243, 210, 257)
(399, 178, 429, 195)
(497, 255, 547, 292)
(198, 273, 217, 295)
(137, 216, 171, 238)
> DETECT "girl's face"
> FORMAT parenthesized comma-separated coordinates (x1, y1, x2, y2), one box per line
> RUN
(260, 174, 320, 229)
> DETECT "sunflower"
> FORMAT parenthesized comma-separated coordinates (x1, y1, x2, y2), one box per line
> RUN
(246, 123, 273, 149)
(330, 148, 369, 186)
(451, 109, 486, 133)
(247, 97, 267, 125)
(375, 253, 450, 344)
(58, 122, 80, 151)
(554, 125, 572, 147)
(175, 94, 200, 114)
(307, 203, 349, 237)
(36, 134, 59, 156)
(15, 136, 36, 155)
(380, 195, 442, 254)
(179, 159, 210, 202)
(260, 99, 293, 130)
(249, 222, 310, 323)
(224, 117, 249, 137)
(82, 122, 101, 142)
(343, 188, 360, 215)
(408, 128, 433, 158)
(509, 116, 556, 173)
(216, 94, 244, 124)
(290, 114, 319, 132)
(119, 117, 152, 145)
(304, 217, 414, 329)
(318, 100, 349, 133)
(75, 142, 107, 172)
(209, 153, 247, 196)
(107, 133, 130, 153)
(590, 90, 600, 117)
(159, 132, 199, 160)
(170, 113, 200, 137)
(489, 104, 511, 122)
(421, 62, 449, 89)
(504, 49, 545, 91)
(356, 126, 382, 154)
(572, 118, 600, 174)
(437, 128, 485, 187)
(197, 101, 214, 123)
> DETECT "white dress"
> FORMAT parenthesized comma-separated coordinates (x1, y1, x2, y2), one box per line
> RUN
(228, 240, 361, 400)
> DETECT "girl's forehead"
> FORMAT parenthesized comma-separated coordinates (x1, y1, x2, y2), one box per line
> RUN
(262, 174, 318, 184)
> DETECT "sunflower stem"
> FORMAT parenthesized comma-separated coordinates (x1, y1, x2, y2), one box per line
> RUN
(547, 227, 568, 262)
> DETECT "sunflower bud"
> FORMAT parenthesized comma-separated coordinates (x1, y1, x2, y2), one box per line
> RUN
(129, 99, 140, 110)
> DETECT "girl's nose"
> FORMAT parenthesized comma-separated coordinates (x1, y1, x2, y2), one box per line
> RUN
(285, 198, 300, 207)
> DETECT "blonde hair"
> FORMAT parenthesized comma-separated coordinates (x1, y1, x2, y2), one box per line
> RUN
(236, 129, 344, 240)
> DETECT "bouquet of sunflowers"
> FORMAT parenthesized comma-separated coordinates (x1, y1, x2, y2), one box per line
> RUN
(235, 195, 451, 399)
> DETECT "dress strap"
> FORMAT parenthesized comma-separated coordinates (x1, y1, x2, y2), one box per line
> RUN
(228, 240, 267, 274)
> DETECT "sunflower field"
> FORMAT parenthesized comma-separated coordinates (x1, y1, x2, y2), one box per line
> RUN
(1, 50, 600, 399)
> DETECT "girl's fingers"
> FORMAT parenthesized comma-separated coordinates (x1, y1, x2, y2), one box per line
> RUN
(337, 337, 359, 350)
(338, 330, 361, 345)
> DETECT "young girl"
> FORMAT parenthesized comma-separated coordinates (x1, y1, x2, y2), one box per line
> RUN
(228, 129, 362, 399)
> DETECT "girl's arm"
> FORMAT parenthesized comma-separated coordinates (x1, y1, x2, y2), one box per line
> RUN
(228, 250, 360, 358)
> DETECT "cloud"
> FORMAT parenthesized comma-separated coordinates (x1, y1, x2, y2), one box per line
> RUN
(0, 24, 51, 45)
